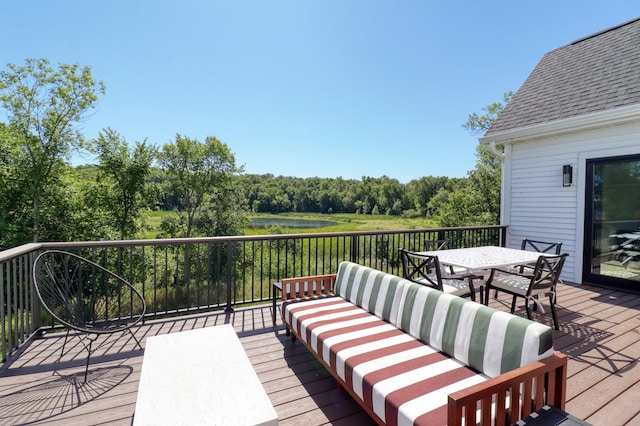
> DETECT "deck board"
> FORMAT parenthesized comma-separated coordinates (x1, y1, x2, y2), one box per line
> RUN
(0, 281, 639, 425)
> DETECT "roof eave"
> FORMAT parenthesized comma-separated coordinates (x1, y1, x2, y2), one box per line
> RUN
(479, 103, 640, 145)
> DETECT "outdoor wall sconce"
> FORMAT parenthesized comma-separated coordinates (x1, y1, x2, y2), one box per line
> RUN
(563, 164, 573, 187)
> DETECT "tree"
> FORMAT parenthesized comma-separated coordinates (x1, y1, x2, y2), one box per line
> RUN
(375, 176, 406, 215)
(192, 180, 248, 237)
(0, 123, 19, 247)
(158, 134, 242, 238)
(406, 176, 449, 216)
(92, 128, 156, 239)
(436, 92, 513, 226)
(463, 91, 513, 135)
(0, 58, 105, 242)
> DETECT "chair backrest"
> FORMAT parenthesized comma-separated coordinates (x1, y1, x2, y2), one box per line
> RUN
(33, 250, 146, 334)
(521, 238, 563, 254)
(424, 238, 450, 251)
(398, 248, 443, 291)
(528, 253, 568, 295)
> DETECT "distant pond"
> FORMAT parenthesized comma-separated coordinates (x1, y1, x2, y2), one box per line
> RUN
(248, 218, 337, 229)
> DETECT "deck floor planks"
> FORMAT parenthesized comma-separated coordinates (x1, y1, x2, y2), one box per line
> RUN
(576, 364, 640, 425)
(0, 281, 638, 425)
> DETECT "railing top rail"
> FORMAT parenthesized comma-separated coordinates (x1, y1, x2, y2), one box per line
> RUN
(0, 243, 42, 262)
(10, 225, 507, 250)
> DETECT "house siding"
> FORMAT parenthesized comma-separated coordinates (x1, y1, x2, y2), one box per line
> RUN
(503, 120, 640, 283)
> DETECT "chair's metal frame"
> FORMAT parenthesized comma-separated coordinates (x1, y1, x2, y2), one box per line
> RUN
(399, 248, 479, 301)
(424, 238, 451, 251)
(494, 238, 564, 299)
(521, 238, 563, 254)
(484, 253, 568, 330)
(32, 250, 146, 382)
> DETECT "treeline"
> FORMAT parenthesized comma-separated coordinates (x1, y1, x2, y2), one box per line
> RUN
(81, 165, 469, 219)
(142, 170, 462, 217)
(239, 174, 456, 217)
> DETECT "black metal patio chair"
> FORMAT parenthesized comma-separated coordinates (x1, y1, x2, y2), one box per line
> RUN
(493, 238, 564, 299)
(424, 238, 451, 251)
(399, 248, 480, 302)
(516, 238, 563, 271)
(484, 253, 568, 330)
(32, 250, 146, 382)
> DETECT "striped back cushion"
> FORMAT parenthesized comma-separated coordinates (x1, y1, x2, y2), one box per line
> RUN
(395, 282, 554, 377)
(334, 261, 410, 323)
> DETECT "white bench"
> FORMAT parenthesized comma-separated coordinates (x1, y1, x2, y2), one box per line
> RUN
(134, 324, 278, 426)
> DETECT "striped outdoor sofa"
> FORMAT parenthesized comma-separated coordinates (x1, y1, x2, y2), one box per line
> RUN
(280, 261, 567, 426)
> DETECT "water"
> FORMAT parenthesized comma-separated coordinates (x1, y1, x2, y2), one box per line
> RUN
(248, 218, 337, 229)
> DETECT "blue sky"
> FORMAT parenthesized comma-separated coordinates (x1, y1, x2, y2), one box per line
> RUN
(2, 1, 639, 182)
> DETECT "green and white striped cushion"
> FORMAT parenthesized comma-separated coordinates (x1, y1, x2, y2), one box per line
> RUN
(395, 282, 554, 377)
(334, 261, 411, 323)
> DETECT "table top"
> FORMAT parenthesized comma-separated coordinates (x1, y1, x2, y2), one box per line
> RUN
(134, 324, 278, 426)
(419, 245, 550, 271)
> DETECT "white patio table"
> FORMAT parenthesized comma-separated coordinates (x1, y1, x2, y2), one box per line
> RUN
(419, 245, 550, 273)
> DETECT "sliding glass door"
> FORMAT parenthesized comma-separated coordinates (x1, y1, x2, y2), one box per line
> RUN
(584, 154, 640, 290)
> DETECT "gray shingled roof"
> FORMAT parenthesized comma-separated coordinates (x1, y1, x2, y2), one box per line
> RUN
(485, 17, 640, 136)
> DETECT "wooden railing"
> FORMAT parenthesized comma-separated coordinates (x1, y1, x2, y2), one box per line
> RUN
(0, 225, 506, 364)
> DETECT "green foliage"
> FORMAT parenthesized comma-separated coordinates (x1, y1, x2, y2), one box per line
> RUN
(157, 212, 182, 239)
(0, 58, 105, 243)
(158, 134, 245, 238)
(463, 91, 513, 135)
(92, 128, 156, 239)
(401, 209, 420, 218)
(192, 181, 248, 237)
(64, 171, 116, 241)
(240, 174, 421, 217)
(405, 176, 449, 216)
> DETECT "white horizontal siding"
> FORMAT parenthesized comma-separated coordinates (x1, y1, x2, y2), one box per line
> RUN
(502, 119, 640, 283)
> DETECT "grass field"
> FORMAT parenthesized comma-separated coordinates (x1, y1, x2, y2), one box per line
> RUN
(142, 211, 439, 238)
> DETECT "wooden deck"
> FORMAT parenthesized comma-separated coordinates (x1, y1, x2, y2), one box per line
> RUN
(1, 281, 639, 425)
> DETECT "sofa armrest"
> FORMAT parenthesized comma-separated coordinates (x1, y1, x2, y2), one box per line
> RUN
(447, 351, 567, 426)
(280, 273, 337, 300)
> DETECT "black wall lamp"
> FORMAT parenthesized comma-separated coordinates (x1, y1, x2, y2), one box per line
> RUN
(563, 165, 573, 187)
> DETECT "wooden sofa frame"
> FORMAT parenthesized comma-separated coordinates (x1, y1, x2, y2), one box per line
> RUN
(280, 272, 568, 426)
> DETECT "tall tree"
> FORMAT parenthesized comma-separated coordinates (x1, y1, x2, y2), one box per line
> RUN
(93, 128, 156, 239)
(0, 123, 19, 247)
(158, 134, 241, 237)
(437, 91, 513, 226)
(0, 58, 105, 242)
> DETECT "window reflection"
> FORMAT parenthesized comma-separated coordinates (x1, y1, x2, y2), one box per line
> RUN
(591, 158, 640, 281)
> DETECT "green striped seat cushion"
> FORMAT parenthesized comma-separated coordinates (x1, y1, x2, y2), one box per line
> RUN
(334, 261, 411, 323)
(395, 282, 554, 377)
